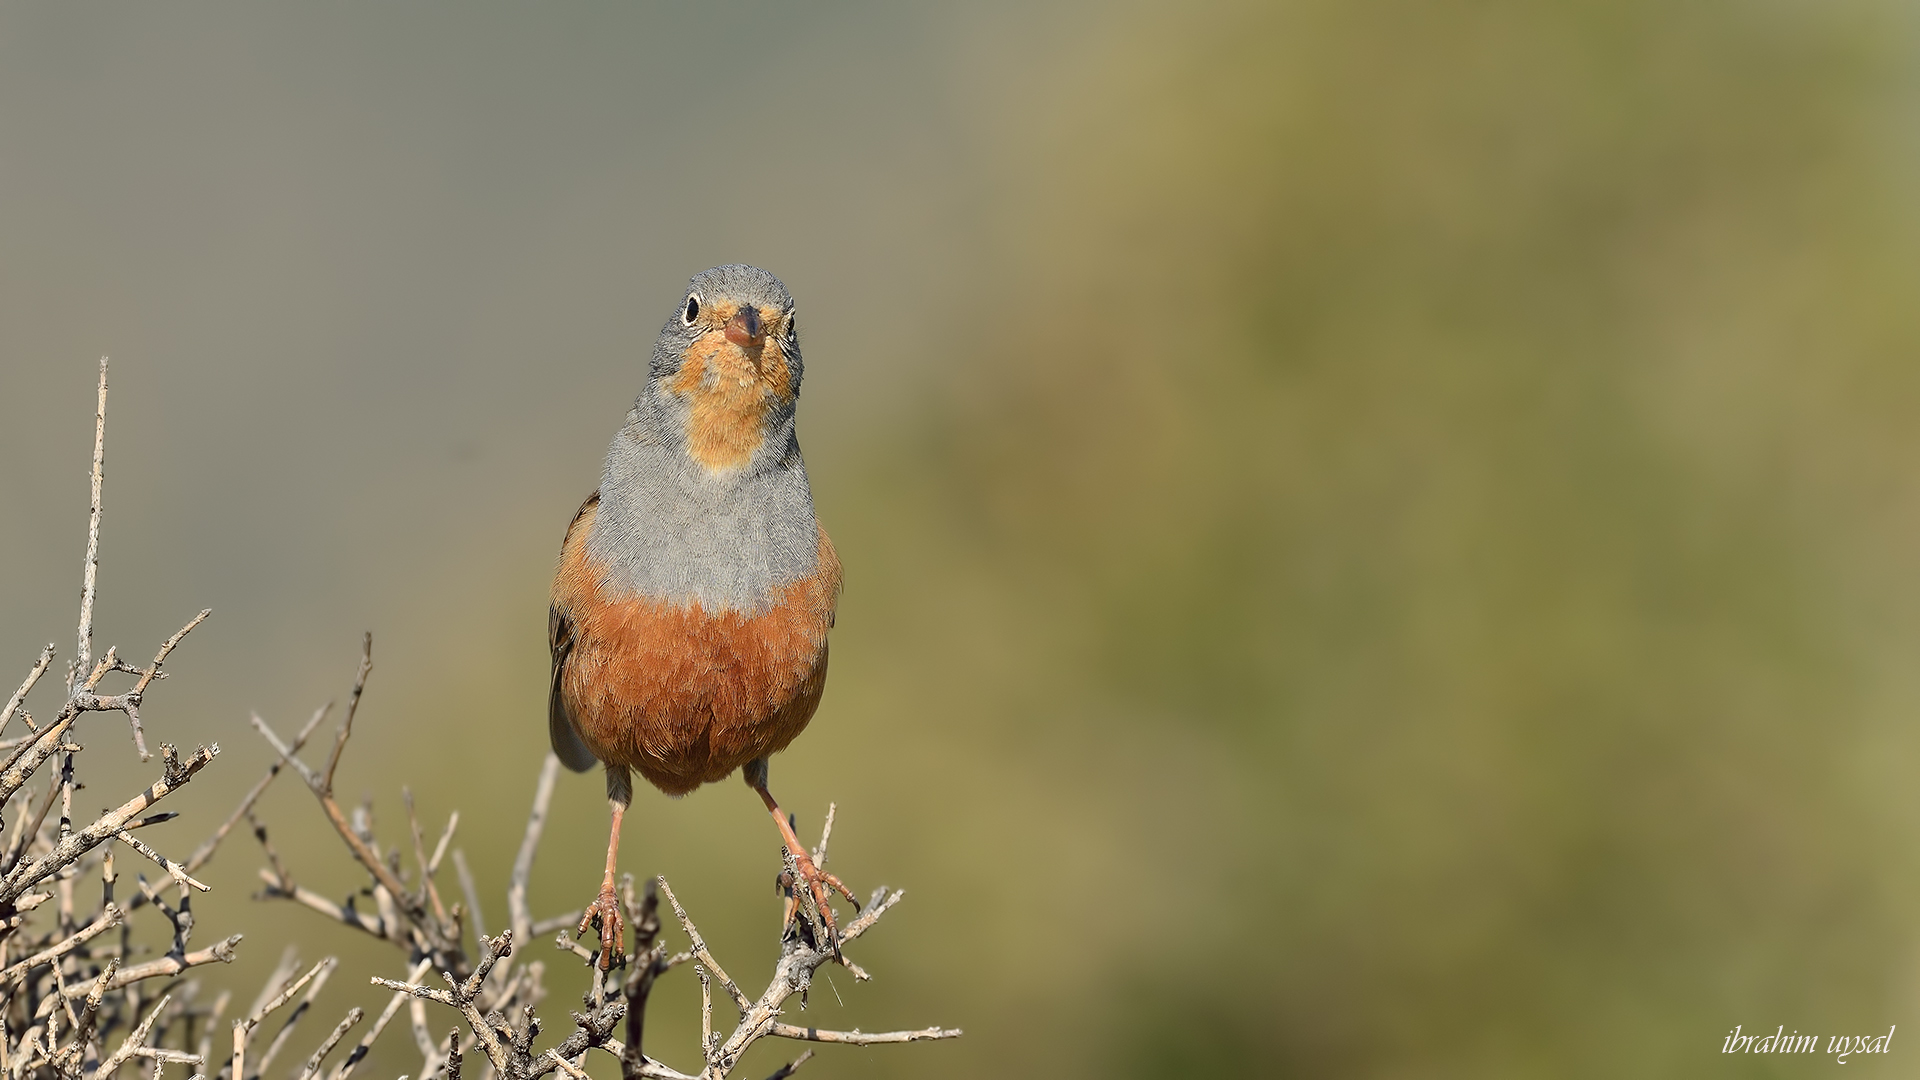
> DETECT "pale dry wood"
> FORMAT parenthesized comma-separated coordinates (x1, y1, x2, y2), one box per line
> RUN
(185, 703, 331, 875)
(239, 956, 332, 1043)
(250, 711, 449, 953)
(0, 383, 294, 1080)
(369, 938, 511, 1072)
(247, 716, 319, 790)
(330, 958, 432, 1080)
(253, 956, 337, 1079)
(510, 756, 561, 949)
(112, 828, 210, 893)
(408, 994, 438, 1079)
(544, 1050, 591, 1080)
(243, 948, 303, 1029)
(89, 992, 179, 1080)
(297, 1007, 363, 1080)
(764, 1024, 960, 1046)
(1, 645, 55, 737)
(0, 903, 122, 988)
(427, 811, 458, 877)
(0, 744, 220, 905)
(194, 989, 234, 1070)
(403, 789, 451, 927)
(696, 966, 713, 1072)
(453, 851, 487, 943)
(1, 783, 60, 876)
(115, 609, 213, 760)
(54, 958, 118, 1075)
(107, 936, 243, 990)
(255, 868, 391, 940)
(321, 635, 373, 795)
(131, 874, 191, 965)
(529, 912, 582, 937)
(73, 357, 108, 693)
(656, 883, 748, 1012)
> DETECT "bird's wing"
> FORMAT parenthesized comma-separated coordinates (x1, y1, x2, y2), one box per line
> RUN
(549, 491, 601, 773)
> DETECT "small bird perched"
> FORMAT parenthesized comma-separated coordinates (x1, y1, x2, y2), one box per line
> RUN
(549, 264, 855, 967)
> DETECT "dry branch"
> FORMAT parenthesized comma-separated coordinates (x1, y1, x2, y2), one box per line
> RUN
(0, 364, 402, 1080)
(1, 647, 55, 739)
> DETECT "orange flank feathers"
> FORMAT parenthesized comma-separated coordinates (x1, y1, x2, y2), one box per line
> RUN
(550, 493, 840, 795)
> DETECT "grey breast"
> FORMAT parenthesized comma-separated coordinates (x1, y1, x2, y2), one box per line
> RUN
(585, 426, 820, 615)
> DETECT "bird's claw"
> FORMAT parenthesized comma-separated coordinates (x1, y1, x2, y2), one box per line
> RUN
(785, 848, 858, 957)
(577, 884, 625, 969)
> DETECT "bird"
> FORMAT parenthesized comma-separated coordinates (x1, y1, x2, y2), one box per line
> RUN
(548, 264, 856, 968)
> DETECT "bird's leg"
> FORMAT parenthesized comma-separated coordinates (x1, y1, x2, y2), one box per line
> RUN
(577, 766, 630, 969)
(743, 758, 859, 953)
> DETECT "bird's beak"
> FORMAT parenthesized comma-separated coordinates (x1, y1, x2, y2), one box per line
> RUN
(723, 306, 765, 347)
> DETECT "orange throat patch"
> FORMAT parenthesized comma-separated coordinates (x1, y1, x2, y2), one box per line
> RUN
(671, 314, 794, 473)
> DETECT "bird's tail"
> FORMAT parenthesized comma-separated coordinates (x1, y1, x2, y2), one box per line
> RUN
(549, 691, 598, 773)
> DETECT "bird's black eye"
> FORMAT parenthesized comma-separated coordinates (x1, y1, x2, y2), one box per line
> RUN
(683, 294, 701, 325)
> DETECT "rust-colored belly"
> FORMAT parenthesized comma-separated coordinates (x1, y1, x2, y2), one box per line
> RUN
(552, 500, 840, 796)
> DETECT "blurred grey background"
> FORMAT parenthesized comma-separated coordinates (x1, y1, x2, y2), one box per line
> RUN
(6, 1, 1920, 1076)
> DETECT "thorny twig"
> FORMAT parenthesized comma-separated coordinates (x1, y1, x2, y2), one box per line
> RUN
(0, 646, 54, 739)
(0, 363, 411, 1080)
(71, 357, 108, 694)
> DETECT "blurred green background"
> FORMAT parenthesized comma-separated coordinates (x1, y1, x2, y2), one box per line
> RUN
(5, 1, 1920, 1076)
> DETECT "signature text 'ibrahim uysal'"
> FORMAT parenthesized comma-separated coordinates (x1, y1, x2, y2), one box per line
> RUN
(1722, 1025, 1894, 1063)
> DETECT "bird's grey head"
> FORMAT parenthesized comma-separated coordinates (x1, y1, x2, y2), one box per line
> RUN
(628, 264, 803, 478)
